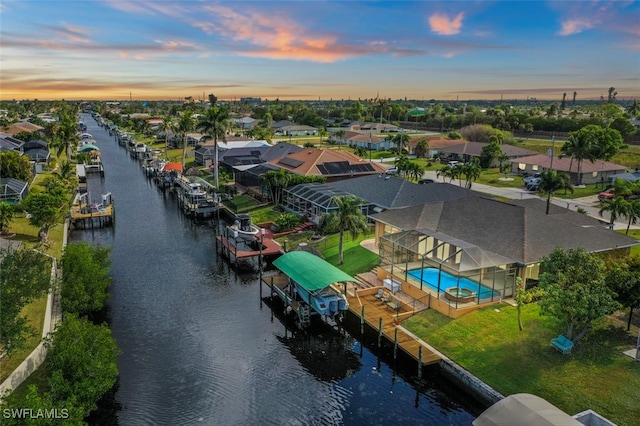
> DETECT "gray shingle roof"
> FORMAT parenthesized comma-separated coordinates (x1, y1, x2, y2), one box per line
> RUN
(327, 175, 480, 209)
(371, 196, 639, 265)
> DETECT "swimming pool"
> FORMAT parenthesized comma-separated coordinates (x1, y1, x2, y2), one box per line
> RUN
(407, 267, 499, 299)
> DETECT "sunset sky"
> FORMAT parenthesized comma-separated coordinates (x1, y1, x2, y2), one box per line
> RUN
(2, 0, 639, 102)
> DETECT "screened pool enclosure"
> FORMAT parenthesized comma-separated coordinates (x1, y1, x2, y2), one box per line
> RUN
(378, 229, 517, 307)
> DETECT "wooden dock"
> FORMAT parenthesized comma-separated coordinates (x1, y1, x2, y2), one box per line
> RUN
(346, 288, 441, 366)
(70, 204, 114, 229)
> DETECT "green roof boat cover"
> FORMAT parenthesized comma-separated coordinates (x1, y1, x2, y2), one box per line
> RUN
(273, 251, 356, 292)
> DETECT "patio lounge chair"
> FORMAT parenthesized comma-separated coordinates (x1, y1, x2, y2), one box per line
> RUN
(380, 291, 391, 303)
(374, 288, 384, 299)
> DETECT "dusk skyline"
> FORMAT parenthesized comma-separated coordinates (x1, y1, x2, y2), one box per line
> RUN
(1, 1, 639, 102)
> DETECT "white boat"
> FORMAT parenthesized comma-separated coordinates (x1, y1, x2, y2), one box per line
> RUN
(175, 176, 217, 217)
(228, 213, 260, 240)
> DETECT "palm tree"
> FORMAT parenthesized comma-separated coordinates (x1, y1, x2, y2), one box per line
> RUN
(460, 161, 481, 189)
(55, 159, 75, 184)
(259, 169, 290, 207)
(562, 129, 599, 186)
(354, 146, 367, 158)
(322, 195, 369, 265)
(335, 129, 346, 148)
(436, 165, 457, 183)
(624, 200, 640, 235)
(176, 109, 195, 169)
(157, 116, 174, 160)
(197, 99, 229, 189)
(599, 197, 630, 229)
(415, 139, 429, 158)
(391, 132, 410, 155)
(537, 170, 573, 214)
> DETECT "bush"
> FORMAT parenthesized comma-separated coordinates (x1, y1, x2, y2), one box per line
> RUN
(275, 213, 299, 231)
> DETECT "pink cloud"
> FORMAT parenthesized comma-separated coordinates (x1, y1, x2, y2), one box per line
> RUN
(429, 12, 464, 36)
(558, 19, 594, 36)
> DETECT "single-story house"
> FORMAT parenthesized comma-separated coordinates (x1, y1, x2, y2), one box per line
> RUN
(0, 178, 29, 203)
(0, 135, 25, 152)
(510, 154, 627, 185)
(438, 141, 537, 165)
(368, 196, 638, 317)
(231, 116, 259, 130)
(3, 121, 44, 137)
(269, 148, 387, 182)
(345, 133, 390, 151)
(217, 147, 270, 173)
(276, 125, 318, 136)
(282, 174, 478, 224)
(609, 170, 640, 184)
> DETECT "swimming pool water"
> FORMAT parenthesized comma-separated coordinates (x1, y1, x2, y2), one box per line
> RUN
(407, 268, 499, 299)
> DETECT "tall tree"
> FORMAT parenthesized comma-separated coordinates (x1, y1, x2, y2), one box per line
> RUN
(197, 94, 229, 189)
(0, 248, 51, 354)
(61, 241, 112, 317)
(599, 196, 630, 228)
(21, 192, 62, 245)
(605, 256, 640, 330)
(538, 247, 619, 342)
(415, 139, 429, 158)
(0, 201, 15, 234)
(319, 195, 369, 265)
(45, 314, 120, 420)
(259, 169, 291, 207)
(176, 108, 195, 169)
(561, 126, 599, 185)
(391, 132, 410, 154)
(537, 170, 573, 214)
(0, 150, 33, 182)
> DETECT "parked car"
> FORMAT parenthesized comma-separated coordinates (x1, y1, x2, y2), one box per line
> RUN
(385, 167, 398, 175)
(525, 178, 541, 191)
(523, 173, 542, 186)
(447, 161, 460, 167)
(418, 178, 435, 184)
(598, 188, 615, 202)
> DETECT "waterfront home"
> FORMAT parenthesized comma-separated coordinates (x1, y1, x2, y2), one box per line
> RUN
(0, 135, 25, 152)
(3, 120, 44, 137)
(510, 154, 626, 185)
(282, 175, 477, 224)
(0, 178, 29, 203)
(269, 148, 387, 182)
(194, 139, 272, 166)
(368, 196, 638, 318)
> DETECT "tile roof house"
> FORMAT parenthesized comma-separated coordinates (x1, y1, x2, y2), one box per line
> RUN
(438, 141, 538, 164)
(510, 154, 627, 185)
(345, 133, 390, 151)
(270, 148, 387, 182)
(3, 121, 44, 136)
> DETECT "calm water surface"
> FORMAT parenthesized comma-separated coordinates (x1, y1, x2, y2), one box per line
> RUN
(71, 114, 480, 425)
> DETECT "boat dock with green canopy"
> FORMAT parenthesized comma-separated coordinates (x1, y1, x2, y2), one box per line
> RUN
(273, 251, 356, 292)
(272, 251, 355, 325)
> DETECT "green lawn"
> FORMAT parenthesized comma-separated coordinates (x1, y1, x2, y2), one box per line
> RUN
(0, 295, 48, 383)
(314, 230, 379, 276)
(404, 304, 640, 426)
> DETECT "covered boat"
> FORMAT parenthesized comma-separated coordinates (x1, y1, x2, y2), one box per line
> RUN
(273, 251, 351, 318)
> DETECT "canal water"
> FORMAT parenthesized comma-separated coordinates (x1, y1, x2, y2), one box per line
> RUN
(71, 114, 480, 425)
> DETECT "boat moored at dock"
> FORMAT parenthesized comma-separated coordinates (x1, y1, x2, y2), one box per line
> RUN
(271, 251, 353, 327)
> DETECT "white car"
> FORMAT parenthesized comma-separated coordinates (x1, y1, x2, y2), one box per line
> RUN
(447, 161, 460, 167)
(385, 167, 398, 175)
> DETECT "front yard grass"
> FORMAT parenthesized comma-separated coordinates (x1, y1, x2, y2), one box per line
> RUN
(314, 230, 378, 276)
(404, 304, 640, 426)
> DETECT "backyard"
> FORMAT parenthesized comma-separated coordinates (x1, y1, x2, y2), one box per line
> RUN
(403, 304, 640, 426)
